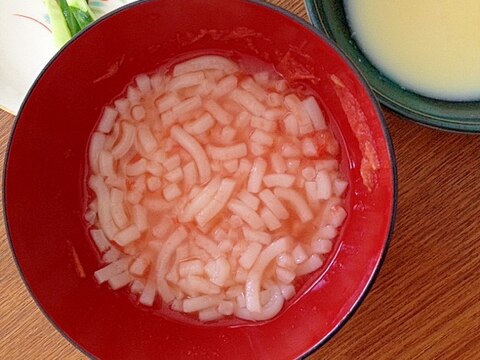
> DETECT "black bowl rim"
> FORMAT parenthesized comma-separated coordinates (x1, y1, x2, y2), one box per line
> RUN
(2, 0, 398, 359)
(304, 0, 480, 134)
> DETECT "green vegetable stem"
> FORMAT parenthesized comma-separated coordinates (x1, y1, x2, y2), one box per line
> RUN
(44, 0, 96, 48)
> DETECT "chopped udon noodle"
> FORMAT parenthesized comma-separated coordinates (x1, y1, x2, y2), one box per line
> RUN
(86, 54, 348, 322)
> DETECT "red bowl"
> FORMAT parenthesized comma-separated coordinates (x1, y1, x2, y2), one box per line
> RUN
(3, 0, 396, 358)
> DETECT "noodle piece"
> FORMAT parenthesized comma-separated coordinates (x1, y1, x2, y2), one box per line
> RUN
(152, 217, 173, 239)
(98, 106, 117, 134)
(302, 137, 317, 157)
(223, 159, 239, 173)
(227, 200, 264, 230)
(135, 74, 151, 93)
(296, 254, 323, 276)
(112, 122, 136, 159)
(266, 92, 283, 107)
(139, 275, 156, 306)
(127, 86, 141, 104)
(220, 126, 237, 144)
(284, 94, 314, 135)
(250, 116, 277, 132)
(283, 114, 299, 137)
(156, 227, 188, 302)
(173, 55, 238, 76)
(94, 257, 130, 284)
(302, 96, 327, 130)
(172, 95, 202, 118)
(178, 177, 221, 222)
(89, 132, 106, 174)
(235, 285, 284, 321)
(218, 300, 235, 315)
(155, 93, 180, 113)
(199, 307, 223, 322)
(263, 174, 295, 188)
(113, 225, 141, 246)
(258, 189, 289, 220)
(138, 125, 158, 154)
(242, 227, 272, 245)
(168, 71, 205, 91)
(292, 244, 308, 264)
(108, 271, 133, 290)
(130, 256, 150, 276)
(110, 188, 129, 229)
(247, 157, 267, 193)
(304, 181, 318, 206)
(263, 108, 284, 121)
(164, 167, 183, 183)
(183, 113, 215, 135)
(204, 99, 233, 125)
(182, 294, 223, 313)
(170, 125, 211, 183)
(195, 234, 221, 259)
(126, 159, 147, 177)
(146, 176, 162, 192)
(195, 178, 236, 227)
(333, 178, 348, 197)
(163, 183, 182, 201)
(240, 77, 268, 102)
(114, 98, 130, 117)
(179, 259, 205, 277)
(250, 129, 274, 147)
(102, 247, 122, 264)
(229, 88, 266, 116)
(150, 72, 165, 92)
(327, 205, 347, 227)
(316, 170, 332, 200)
(311, 239, 333, 254)
(237, 191, 260, 210)
(182, 161, 198, 189)
(245, 237, 291, 312)
(259, 207, 281, 231)
(273, 187, 313, 223)
(182, 276, 221, 295)
(88, 175, 118, 239)
(206, 143, 247, 161)
(132, 204, 148, 233)
(205, 257, 231, 286)
(211, 74, 238, 98)
(270, 153, 287, 174)
(90, 229, 111, 253)
(239, 242, 262, 270)
(131, 105, 146, 121)
(162, 154, 181, 171)
(276, 267, 295, 284)
(98, 150, 115, 177)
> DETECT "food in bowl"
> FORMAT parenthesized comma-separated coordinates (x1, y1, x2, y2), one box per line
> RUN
(86, 54, 348, 322)
(4, 0, 396, 357)
(344, 0, 480, 101)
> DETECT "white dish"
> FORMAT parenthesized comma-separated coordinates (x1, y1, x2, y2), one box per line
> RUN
(0, 0, 137, 115)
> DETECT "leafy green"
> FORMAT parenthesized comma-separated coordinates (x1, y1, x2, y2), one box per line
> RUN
(44, 0, 96, 48)
(58, 0, 81, 35)
(69, 6, 95, 29)
(67, 0, 96, 21)
(44, 0, 71, 47)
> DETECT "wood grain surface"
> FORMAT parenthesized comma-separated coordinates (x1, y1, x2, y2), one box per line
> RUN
(1, 1, 479, 359)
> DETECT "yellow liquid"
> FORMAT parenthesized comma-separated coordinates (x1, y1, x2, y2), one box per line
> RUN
(345, 0, 480, 101)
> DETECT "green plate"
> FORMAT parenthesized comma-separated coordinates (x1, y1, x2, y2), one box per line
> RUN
(305, 0, 480, 133)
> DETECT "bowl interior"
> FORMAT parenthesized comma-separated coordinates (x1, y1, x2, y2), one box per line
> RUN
(4, 0, 395, 358)
(305, 0, 480, 133)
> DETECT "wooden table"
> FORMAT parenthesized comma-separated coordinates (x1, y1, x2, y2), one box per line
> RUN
(1, 1, 479, 359)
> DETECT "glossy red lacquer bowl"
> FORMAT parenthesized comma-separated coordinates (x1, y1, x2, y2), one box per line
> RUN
(3, 0, 396, 358)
